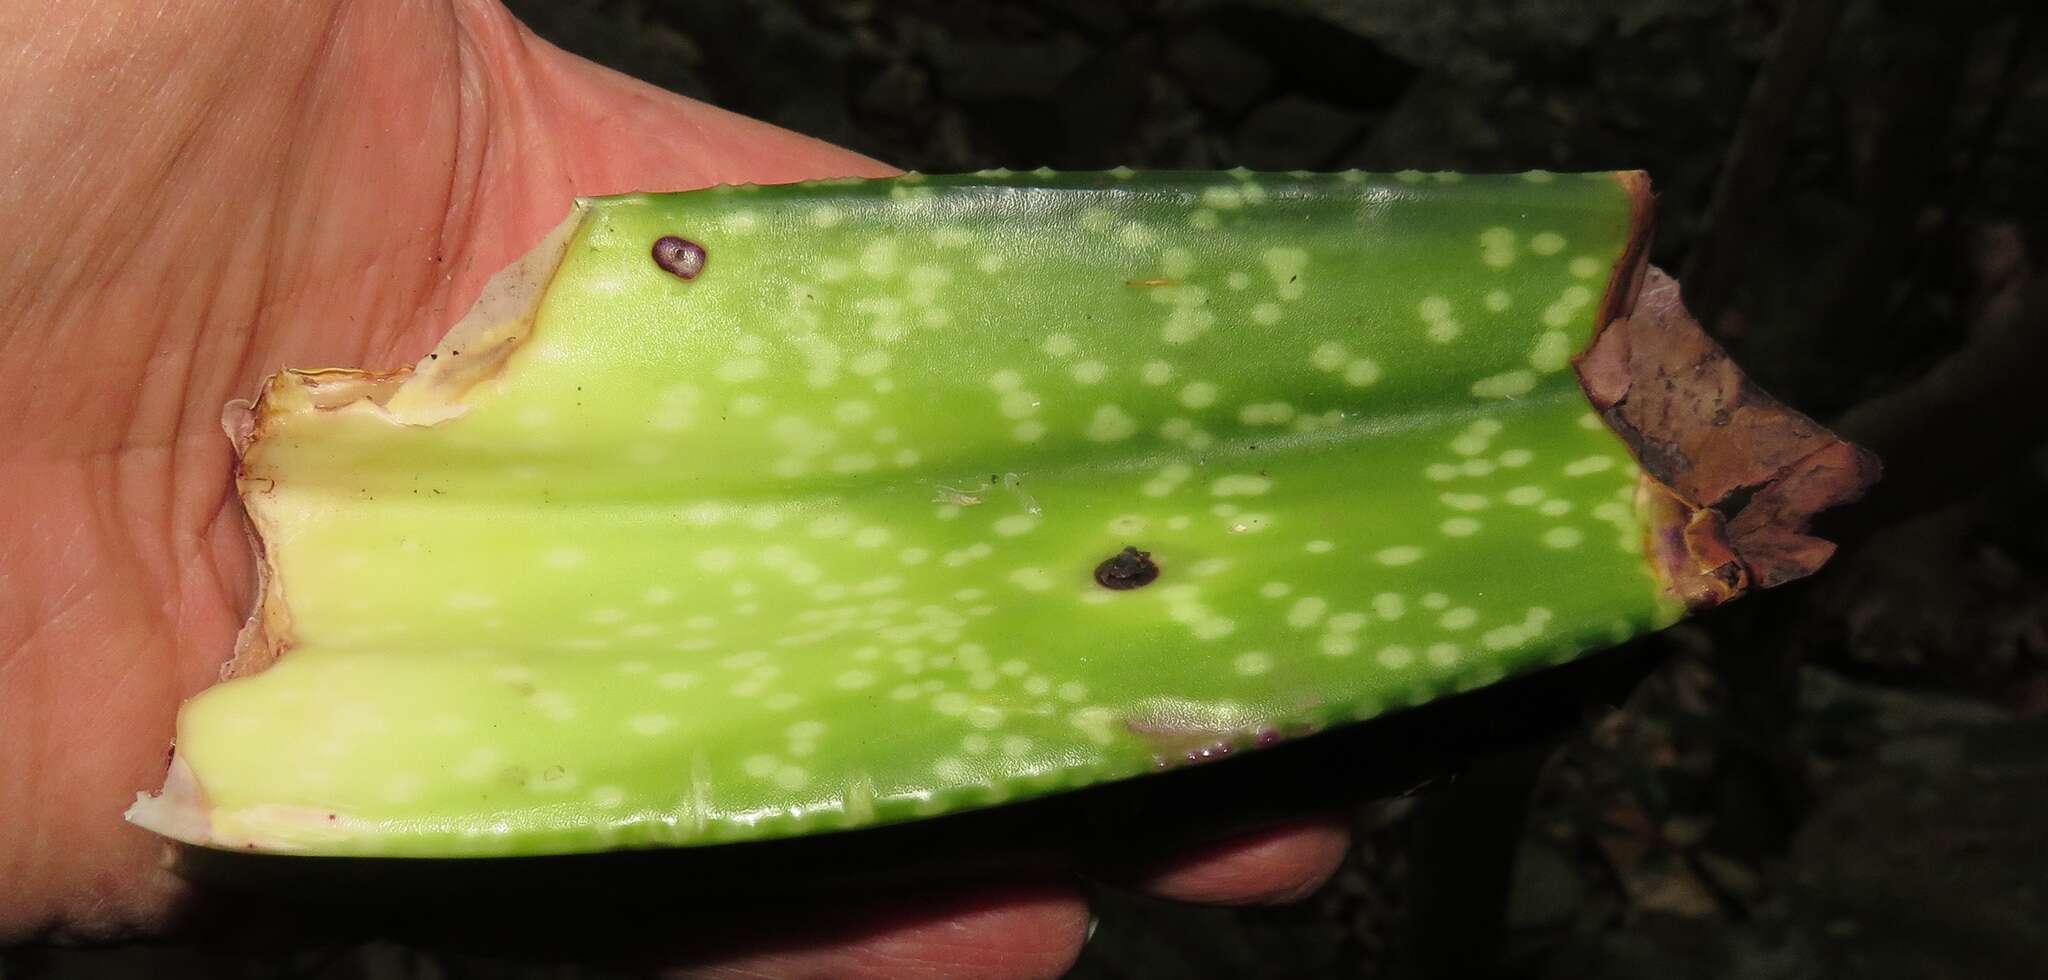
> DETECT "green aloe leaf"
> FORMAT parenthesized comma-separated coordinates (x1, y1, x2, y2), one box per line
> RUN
(127, 169, 1854, 857)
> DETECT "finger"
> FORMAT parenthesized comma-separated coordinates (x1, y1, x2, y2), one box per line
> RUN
(542, 49, 900, 189)
(498, 4, 900, 193)
(1096, 814, 1352, 906)
(661, 878, 1091, 980)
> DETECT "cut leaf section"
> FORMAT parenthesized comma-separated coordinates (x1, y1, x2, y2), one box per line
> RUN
(128, 170, 1837, 857)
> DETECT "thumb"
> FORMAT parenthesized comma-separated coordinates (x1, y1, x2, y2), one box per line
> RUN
(473, 2, 899, 201)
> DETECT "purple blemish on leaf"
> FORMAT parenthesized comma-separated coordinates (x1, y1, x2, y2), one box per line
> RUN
(1186, 741, 1235, 764)
(1094, 546, 1159, 590)
(1128, 712, 1264, 770)
(652, 236, 707, 280)
(1150, 740, 1240, 770)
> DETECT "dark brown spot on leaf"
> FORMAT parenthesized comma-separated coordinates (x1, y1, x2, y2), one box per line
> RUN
(652, 235, 707, 280)
(1094, 546, 1159, 590)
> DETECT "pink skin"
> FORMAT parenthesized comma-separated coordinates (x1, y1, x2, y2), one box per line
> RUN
(0, 0, 1349, 971)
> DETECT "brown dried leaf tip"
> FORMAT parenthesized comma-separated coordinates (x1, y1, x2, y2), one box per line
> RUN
(1576, 268, 1882, 609)
(1095, 546, 1160, 590)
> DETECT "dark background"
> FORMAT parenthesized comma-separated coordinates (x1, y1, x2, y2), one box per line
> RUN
(11, 0, 2046, 977)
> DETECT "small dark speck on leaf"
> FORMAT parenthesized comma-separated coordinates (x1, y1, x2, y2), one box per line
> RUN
(1095, 546, 1160, 590)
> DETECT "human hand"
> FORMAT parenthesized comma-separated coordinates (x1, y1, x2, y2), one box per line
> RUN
(0, 1, 1349, 972)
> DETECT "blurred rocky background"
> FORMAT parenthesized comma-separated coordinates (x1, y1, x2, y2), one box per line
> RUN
(9, 0, 2044, 977)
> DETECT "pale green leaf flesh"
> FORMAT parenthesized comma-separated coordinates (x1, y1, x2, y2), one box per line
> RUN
(144, 170, 1681, 856)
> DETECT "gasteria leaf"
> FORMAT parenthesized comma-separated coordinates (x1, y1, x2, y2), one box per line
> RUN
(127, 169, 1874, 856)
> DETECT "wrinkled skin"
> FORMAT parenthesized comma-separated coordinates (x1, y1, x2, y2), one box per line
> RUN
(0, 1, 1350, 972)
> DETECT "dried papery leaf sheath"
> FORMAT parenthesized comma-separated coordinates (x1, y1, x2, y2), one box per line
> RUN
(128, 170, 1869, 856)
